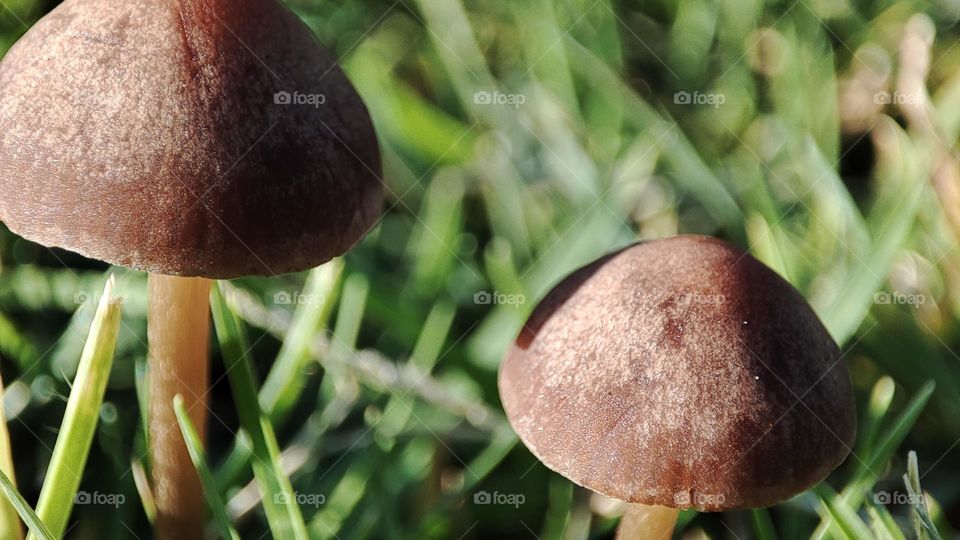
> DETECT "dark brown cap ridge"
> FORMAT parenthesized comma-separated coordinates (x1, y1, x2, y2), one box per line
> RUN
(0, 0, 382, 278)
(499, 235, 856, 511)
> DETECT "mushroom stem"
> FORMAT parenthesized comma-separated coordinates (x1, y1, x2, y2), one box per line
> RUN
(148, 274, 212, 539)
(616, 504, 679, 540)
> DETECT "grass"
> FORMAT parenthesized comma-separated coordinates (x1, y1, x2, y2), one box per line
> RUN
(1, 0, 960, 538)
(30, 277, 122, 539)
(173, 395, 241, 540)
(210, 284, 309, 539)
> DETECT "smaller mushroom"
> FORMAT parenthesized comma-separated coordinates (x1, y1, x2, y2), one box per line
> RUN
(499, 235, 856, 538)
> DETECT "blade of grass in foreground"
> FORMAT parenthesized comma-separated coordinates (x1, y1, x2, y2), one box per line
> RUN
(309, 458, 372, 540)
(173, 395, 240, 540)
(216, 262, 343, 490)
(0, 471, 54, 540)
(855, 381, 936, 487)
(130, 458, 155, 525)
(854, 377, 896, 469)
(815, 484, 873, 540)
(865, 501, 907, 540)
(210, 284, 308, 540)
(261, 261, 343, 422)
(904, 451, 942, 540)
(540, 476, 573, 540)
(31, 276, 122, 540)
(751, 508, 778, 540)
(0, 374, 22, 540)
(812, 380, 935, 540)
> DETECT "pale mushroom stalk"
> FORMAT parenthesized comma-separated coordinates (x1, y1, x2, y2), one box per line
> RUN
(616, 505, 678, 540)
(147, 275, 212, 538)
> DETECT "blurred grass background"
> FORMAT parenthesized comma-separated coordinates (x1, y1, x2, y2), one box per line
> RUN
(2, 0, 960, 537)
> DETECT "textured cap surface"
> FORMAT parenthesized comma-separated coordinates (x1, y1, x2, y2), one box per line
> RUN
(0, 0, 382, 277)
(499, 235, 855, 510)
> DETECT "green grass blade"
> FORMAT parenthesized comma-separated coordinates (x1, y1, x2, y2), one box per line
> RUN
(0, 470, 54, 540)
(216, 263, 343, 491)
(210, 283, 308, 540)
(131, 351, 155, 525)
(0, 375, 22, 540)
(0, 312, 39, 371)
(865, 502, 906, 540)
(330, 274, 369, 358)
(819, 118, 926, 343)
(261, 261, 343, 421)
(308, 459, 372, 540)
(410, 0, 502, 125)
(31, 276, 123, 539)
(815, 484, 874, 540)
(751, 508, 778, 540)
(540, 476, 573, 540)
(854, 377, 896, 468)
(130, 458, 155, 525)
(860, 382, 936, 482)
(173, 395, 240, 540)
(925, 490, 956, 539)
(375, 301, 455, 448)
(562, 37, 745, 238)
(903, 451, 942, 540)
(813, 380, 935, 539)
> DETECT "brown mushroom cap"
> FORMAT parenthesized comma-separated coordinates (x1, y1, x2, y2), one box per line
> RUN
(0, 0, 382, 278)
(499, 235, 855, 511)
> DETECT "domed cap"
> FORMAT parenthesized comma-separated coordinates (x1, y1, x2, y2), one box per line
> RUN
(0, 0, 382, 278)
(499, 235, 855, 511)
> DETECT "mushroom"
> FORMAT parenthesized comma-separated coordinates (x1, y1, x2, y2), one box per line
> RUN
(0, 0, 381, 537)
(499, 235, 855, 538)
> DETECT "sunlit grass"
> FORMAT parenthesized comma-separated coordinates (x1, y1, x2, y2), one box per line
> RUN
(0, 0, 959, 538)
